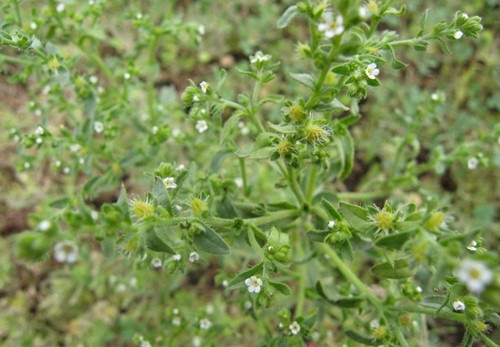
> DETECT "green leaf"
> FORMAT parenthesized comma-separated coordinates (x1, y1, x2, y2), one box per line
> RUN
(314, 98, 350, 112)
(277, 5, 299, 28)
(193, 224, 229, 254)
(418, 8, 429, 37)
(345, 329, 381, 346)
(366, 78, 381, 87)
(268, 280, 291, 295)
(144, 228, 176, 254)
(227, 262, 264, 290)
(338, 240, 354, 261)
(322, 199, 342, 220)
(216, 196, 239, 218)
(338, 114, 361, 127)
(268, 122, 298, 134)
(152, 177, 173, 215)
(220, 114, 241, 144)
(335, 297, 364, 308)
(210, 149, 232, 173)
(307, 230, 329, 242)
(375, 231, 412, 249)
(49, 197, 70, 209)
(335, 124, 355, 179)
(289, 72, 315, 89)
(371, 258, 415, 279)
(331, 63, 352, 75)
(339, 202, 370, 232)
(116, 183, 129, 216)
(216, 68, 227, 90)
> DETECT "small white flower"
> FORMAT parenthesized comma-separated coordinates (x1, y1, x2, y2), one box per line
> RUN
(370, 320, 380, 330)
(199, 318, 212, 330)
(244, 301, 252, 310)
(244, 275, 263, 294)
(129, 277, 137, 287)
(250, 51, 271, 64)
(198, 25, 205, 35)
(78, 158, 84, 165)
(188, 251, 200, 263)
(36, 138, 43, 144)
(289, 321, 301, 335)
(453, 30, 464, 40)
(462, 13, 469, 19)
(116, 283, 127, 293)
(172, 316, 181, 326)
(34, 109, 42, 117)
(467, 157, 479, 170)
(38, 220, 51, 231)
(174, 204, 183, 211)
(359, 6, 370, 19)
(88, 0, 95, 5)
(63, 167, 70, 174)
(42, 86, 51, 94)
(200, 81, 209, 93)
(328, 220, 335, 229)
(123, 72, 131, 80)
(431, 92, 439, 101)
(97, 86, 105, 94)
(416, 286, 423, 293)
(467, 240, 478, 252)
(172, 254, 181, 261)
(365, 63, 380, 79)
(151, 126, 159, 134)
(30, 22, 38, 30)
(139, 340, 151, 347)
(89, 75, 98, 84)
(318, 12, 344, 38)
(163, 177, 177, 189)
(238, 121, 250, 135)
(452, 300, 466, 312)
(234, 178, 244, 188)
(35, 126, 44, 135)
(91, 210, 99, 221)
(222, 280, 228, 288)
(56, 3, 65, 13)
(173, 308, 179, 315)
(206, 304, 214, 314)
(172, 128, 181, 138)
(456, 259, 493, 293)
(94, 121, 104, 133)
(176, 164, 185, 170)
(136, 12, 143, 19)
(70, 144, 81, 152)
(55, 160, 62, 167)
(195, 120, 208, 133)
(193, 95, 200, 102)
(192, 336, 202, 347)
(151, 258, 163, 269)
(54, 240, 79, 263)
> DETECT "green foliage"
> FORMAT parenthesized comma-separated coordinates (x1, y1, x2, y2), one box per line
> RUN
(0, 0, 498, 346)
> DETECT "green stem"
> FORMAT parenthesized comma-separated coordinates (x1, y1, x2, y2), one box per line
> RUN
(392, 326, 410, 347)
(286, 165, 306, 206)
(305, 165, 317, 204)
(147, 35, 160, 121)
(204, 208, 301, 229)
(11, 0, 22, 26)
(320, 244, 385, 314)
(336, 190, 390, 201)
(294, 230, 307, 317)
(478, 333, 499, 347)
(238, 157, 249, 197)
(220, 98, 247, 112)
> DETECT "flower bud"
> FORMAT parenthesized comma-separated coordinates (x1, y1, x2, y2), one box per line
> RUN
(375, 211, 394, 230)
(190, 198, 209, 217)
(277, 139, 293, 156)
(132, 200, 155, 219)
(289, 103, 306, 122)
(304, 124, 328, 143)
(425, 212, 445, 231)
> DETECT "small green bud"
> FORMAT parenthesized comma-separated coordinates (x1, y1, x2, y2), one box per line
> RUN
(304, 124, 328, 143)
(277, 139, 293, 156)
(375, 211, 394, 230)
(425, 212, 445, 231)
(131, 199, 155, 219)
(289, 103, 306, 122)
(190, 198, 208, 217)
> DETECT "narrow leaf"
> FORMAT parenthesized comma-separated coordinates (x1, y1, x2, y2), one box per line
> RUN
(277, 5, 299, 28)
(193, 224, 229, 254)
(268, 280, 291, 295)
(339, 202, 369, 232)
(144, 228, 176, 254)
(289, 72, 315, 89)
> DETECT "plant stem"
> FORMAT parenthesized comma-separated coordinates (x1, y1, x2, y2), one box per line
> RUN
(305, 165, 317, 204)
(11, 0, 22, 26)
(147, 35, 160, 121)
(336, 190, 390, 201)
(320, 244, 385, 314)
(238, 158, 249, 197)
